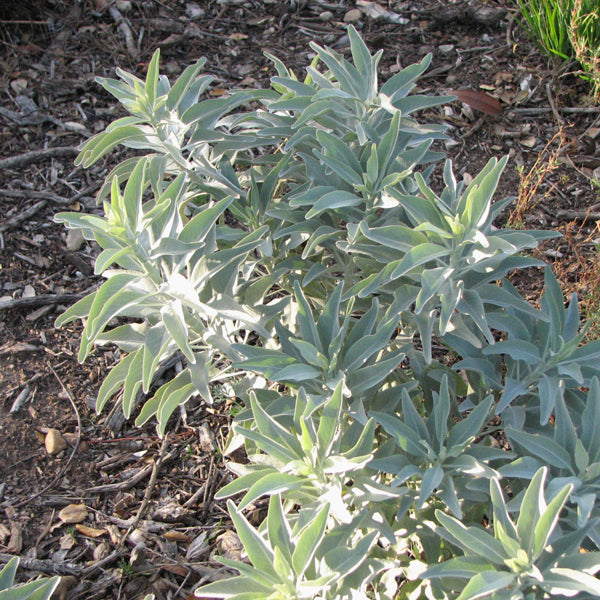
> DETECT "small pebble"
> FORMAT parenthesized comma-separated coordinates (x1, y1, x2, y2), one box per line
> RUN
(439, 44, 454, 54)
(320, 11, 334, 21)
(45, 428, 67, 455)
(344, 9, 362, 23)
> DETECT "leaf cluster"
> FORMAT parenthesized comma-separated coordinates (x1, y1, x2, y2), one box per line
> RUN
(56, 27, 600, 599)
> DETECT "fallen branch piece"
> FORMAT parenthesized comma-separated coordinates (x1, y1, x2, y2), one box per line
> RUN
(0, 146, 79, 170)
(0, 200, 47, 233)
(0, 292, 89, 311)
(0, 553, 83, 576)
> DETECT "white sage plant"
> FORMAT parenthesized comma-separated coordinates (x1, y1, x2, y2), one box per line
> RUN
(56, 27, 600, 599)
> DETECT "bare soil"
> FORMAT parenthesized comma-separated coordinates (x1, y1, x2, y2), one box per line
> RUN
(0, 1, 598, 599)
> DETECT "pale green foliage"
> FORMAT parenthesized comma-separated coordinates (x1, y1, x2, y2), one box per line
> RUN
(57, 27, 600, 598)
(0, 558, 60, 600)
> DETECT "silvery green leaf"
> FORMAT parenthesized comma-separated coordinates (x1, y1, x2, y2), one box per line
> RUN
(324, 530, 378, 579)
(536, 375, 564, 425)
(393, 94, 454, 116)
(238, 473, 304, 510)
(136, 368, 190, 426)
(423, 555, 494, 579)
(390, 243, 449, 280)
(305, 190, 363, 220)
(179, 196, 233, 244)
(227, 500, 275, 575)
(553, 394, 577, 457)
(533, 480, 573, 560)
(54, 292, 95, 328)
(483, 339, 541, 363)
(401, 389, 429, 445)
(343, 418, 375, 459)
(309, 41, 363, 100)
(447, 396, 493, 449)
(418, 464, 444, 509)
(347, 350, 404, 395)
(541, 567, 600, 597)
(291, 503, 329, 578)
(455, 571, 516, 600)
(194, 575, 273, 599)
(505, 429, 573, 473)
(316, 381, 343, 455)
(459, 157, 507, 230)
(215, 467, 277, 500)
(96, 350, 140, 414)
(342, 318, 396, 372)
(371, 412, 427, 457)
(431, 377, 451, 452)
(489, 478, 518, 542)
(188, 351, 214, 404)
(434, 510, 506, 564)
(76, 119, 149, 167)
(157, 376, 196, 436)
(381, 54, 431, 101)
(293, 281, 322, 351)
(359, 222, 429, 253)
(272, 363, 322, 383)
(246, 393, 302, 460)
(267, 496, 294, 564)
(582, 378, 600, 462)
(314, 131, 362, 187)
(499, 456, 542, 480)
(121, 349, 144, 419)
(495, 378, 529, 415)
(161, 299, 195, 363)
(166, 57, 208, 112)
(289, 339, 328, 370)
(0, 559, 18, 591)
(515, 467, 547, 556)
(0, 574, 61, 600)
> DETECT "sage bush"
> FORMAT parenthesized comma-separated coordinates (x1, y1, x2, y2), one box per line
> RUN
(56, 27, 600, 599)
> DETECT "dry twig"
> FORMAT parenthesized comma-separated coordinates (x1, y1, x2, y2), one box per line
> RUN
(0, 146, 79, 170)
(0, 292, 91, 311)
(0, 200, 47, 233)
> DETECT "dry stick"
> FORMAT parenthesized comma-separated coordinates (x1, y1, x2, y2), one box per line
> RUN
(1, 188, 72, 205)
(556, 209, 600, 220)
(511, 106, 600, 115)
(546, 83, 564, 128)
(129, 436, 171, 529)
(0, 552, 83, 576)
(10, 385, 31, 413)
(107, 5, 137, 57)
(5, 366, 82, 509)
(84, 464, 154, 493)
(0, 146, 79, 170)
(0, 200, 47, 233)
(0, 292, 90, 311)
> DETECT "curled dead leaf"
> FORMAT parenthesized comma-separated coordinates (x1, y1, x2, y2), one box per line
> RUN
(75, 523, 107, 538)
(449, 89, 503, 115)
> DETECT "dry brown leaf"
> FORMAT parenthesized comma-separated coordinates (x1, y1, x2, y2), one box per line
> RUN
(75, 523, 107, 538)
(449, 89, 503, 115)
(520, 136, 537, 148)
(59, 532, 76, 550)
(162, 564, 188, 576)
(7, 522, 23, 554)
(59, 504, 88, 524)
(164, 530, 191, 542)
